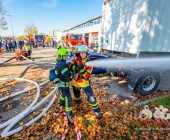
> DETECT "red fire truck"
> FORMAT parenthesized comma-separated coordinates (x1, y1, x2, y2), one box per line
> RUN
(63, 33, 84, 47)
(28, 34, 45, 46)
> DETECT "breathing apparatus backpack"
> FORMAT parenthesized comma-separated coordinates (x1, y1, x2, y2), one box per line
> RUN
(49, 69, 60, 84)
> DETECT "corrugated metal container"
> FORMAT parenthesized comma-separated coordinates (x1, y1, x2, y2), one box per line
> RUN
(140, 0, 170, 52)
(101, 0, 170, 54)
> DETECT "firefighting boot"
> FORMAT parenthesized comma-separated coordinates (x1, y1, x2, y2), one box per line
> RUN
(94, 111, 102, 119)
(66, 111, 74, 124)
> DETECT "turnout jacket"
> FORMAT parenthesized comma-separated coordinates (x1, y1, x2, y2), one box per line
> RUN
(55, 59, 71, 87)
(67, 55, 93, 88)
(23, 45, 32, 51)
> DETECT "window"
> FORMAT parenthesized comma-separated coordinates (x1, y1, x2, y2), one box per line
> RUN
(94, 21, 97, 25)
(97, 19, 101, 24)
(72, 35, 82, 40)
(91, 32, 98, 43)
(91, 35, 98, 42)
(34, 35, 44, 39)
(86, 23, 90, 27)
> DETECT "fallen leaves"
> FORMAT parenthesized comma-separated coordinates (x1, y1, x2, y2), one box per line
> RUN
(1, 74, 170, 140)
(134, 90, 170, 103)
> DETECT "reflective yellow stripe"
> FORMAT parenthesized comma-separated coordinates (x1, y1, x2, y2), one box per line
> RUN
(65, 97, 72, 111)
(55, 70, 58, 75)
(59, 82, 70, 87)
(71, 79, 89, 88)
(87, 69, 92, 73)
(66, 107, 72, 112)
(61, 68, 68, 74)
(60, 96, 65, 101)
(53, 78, 60, 83)
(80, 68, 86, 73)
(90, 102, 98, 107)
(82, 72, 88, 79)
(72, 65, 76, 71)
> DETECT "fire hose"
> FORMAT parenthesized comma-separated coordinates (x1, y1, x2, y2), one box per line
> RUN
(0, 78, 40, 130)
(0, 79, 50, 129)
(53, 112, 81, 140)
(0, 56, 57, 137)
(0, 57, 15, 65)
(0, 64, 35, 84)
(1, 86, 58, 137)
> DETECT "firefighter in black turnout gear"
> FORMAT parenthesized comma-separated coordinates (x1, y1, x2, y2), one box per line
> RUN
(54, 48, 73, 124)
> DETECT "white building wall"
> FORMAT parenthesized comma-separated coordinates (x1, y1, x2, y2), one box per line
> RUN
(101, 0, 148, 54)
(56, 31, 62, 41)
(49, 29, 62, 42)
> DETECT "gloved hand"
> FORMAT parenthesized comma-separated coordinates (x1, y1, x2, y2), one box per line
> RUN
(76, 63, 84, 71)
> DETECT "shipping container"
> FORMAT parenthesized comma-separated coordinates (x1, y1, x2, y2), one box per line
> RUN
(101, 0, 170, 57)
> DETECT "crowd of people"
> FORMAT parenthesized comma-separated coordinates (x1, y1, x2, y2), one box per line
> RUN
(0, 39, 17, 53)
(29, 39, 64, 49)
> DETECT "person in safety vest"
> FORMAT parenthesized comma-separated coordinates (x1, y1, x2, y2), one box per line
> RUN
(57, 41, 62, 49)
(23, 41, 32, 59)
(67, 45, 102, 119)
(55, 48, 74, 123)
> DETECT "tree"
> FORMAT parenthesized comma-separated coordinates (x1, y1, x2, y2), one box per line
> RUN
(23, 23, 38, 35)
(45, 35, 53, 42)
(0, 1, 8, 30)
(15, 35, 25, 41)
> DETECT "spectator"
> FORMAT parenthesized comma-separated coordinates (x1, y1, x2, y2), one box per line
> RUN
(11, 40, 16, 52)
(18, 40, 23, 50)
(0, 40, 2, 52)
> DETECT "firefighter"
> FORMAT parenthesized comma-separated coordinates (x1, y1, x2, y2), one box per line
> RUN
(68, 45, 102, 119)
(57, 41, 62, 49)
(0, 40, 2, 53)
(23, 41, 32, 59)
(55, 47, 74, 123)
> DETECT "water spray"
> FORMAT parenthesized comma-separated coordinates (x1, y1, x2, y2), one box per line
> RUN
(86, 57, 170, 70)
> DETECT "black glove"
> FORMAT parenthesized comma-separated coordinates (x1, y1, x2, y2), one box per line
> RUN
(76, 63, 84, 71)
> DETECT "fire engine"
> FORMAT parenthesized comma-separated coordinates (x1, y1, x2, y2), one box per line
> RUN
(27, 34, 45, 46)
(63, 33, 84, 47)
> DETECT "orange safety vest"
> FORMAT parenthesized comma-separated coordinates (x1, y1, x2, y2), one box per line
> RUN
(68, 56, 93, 88)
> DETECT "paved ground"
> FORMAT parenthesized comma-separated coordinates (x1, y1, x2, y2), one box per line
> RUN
(0, 47, 170, 134)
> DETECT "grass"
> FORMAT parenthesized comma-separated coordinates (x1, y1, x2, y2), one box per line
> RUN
(157, 97, 170, 108)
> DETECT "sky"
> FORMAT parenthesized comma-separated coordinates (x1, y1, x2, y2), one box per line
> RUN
(0, 0, 103, 37)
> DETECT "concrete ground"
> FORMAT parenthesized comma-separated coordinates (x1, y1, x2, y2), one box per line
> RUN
(0, 47, 170, 134)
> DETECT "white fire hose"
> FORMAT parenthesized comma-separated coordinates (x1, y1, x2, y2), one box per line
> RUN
(0, 56, 58, 138)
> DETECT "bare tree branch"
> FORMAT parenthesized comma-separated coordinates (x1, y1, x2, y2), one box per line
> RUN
(0, 1, 8, 30)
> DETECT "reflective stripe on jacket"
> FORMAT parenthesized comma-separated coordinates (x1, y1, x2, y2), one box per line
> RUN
(55, 59, 71, 87)
(67, 55, 93, 88)
(24, 45, 32, 51)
